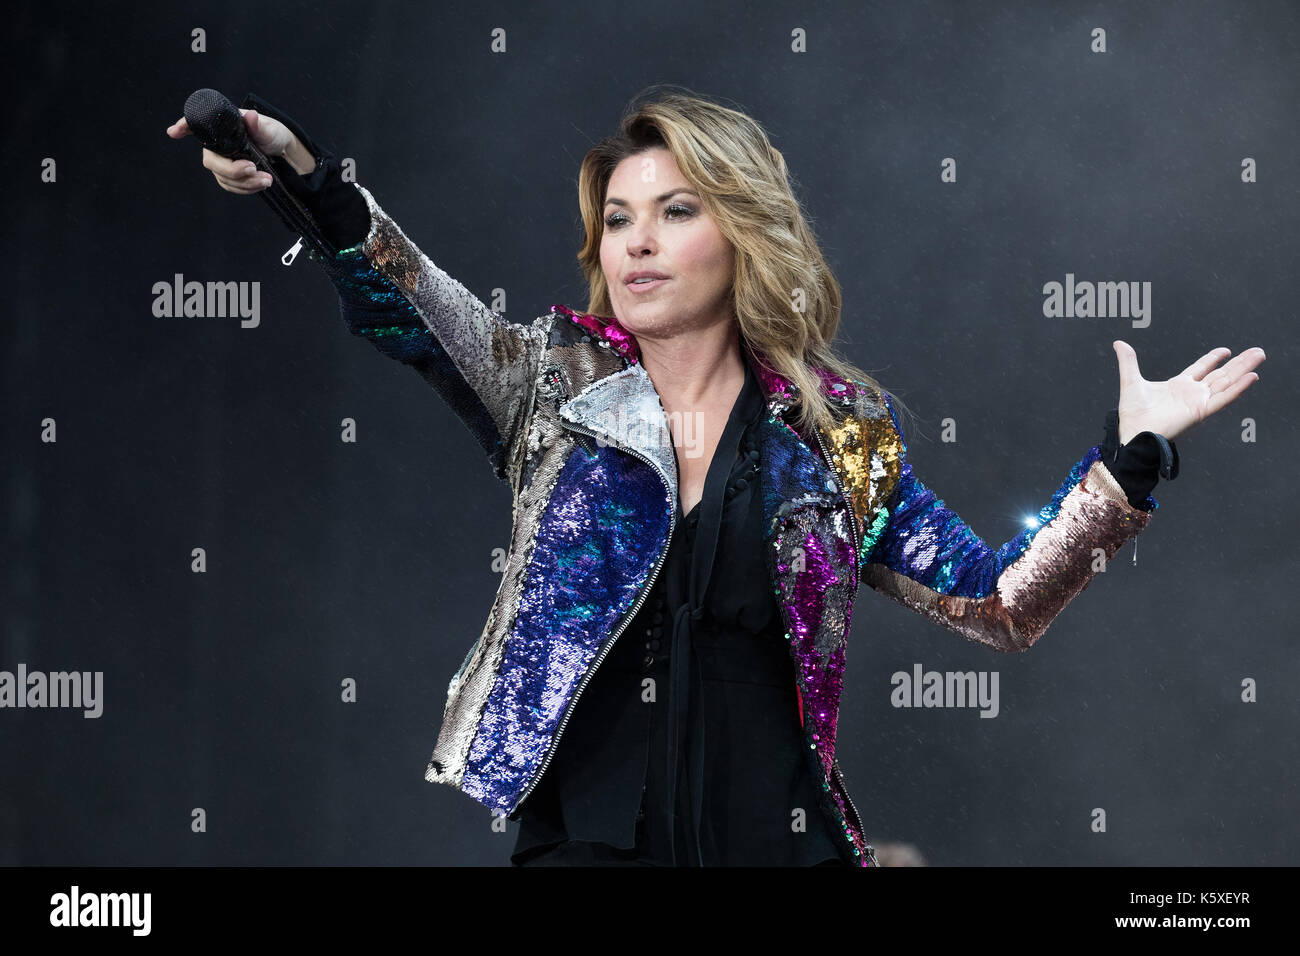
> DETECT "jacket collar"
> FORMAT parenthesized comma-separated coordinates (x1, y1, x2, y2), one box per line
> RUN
(548, 304, 860, 422)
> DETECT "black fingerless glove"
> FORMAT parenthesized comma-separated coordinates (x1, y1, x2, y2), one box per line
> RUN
(1099, 408, 1179, 511)
(239, 91, 372, 251)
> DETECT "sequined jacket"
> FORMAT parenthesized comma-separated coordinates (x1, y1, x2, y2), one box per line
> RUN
(288, 180, 1157, 868)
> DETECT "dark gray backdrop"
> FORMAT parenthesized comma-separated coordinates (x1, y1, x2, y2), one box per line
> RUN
(3, 0, 1296, 866)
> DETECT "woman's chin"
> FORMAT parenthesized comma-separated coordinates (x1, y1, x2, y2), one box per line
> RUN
(612, 300, 671, 333)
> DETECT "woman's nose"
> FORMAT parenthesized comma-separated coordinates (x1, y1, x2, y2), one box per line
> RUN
(625, 224, 657, 251)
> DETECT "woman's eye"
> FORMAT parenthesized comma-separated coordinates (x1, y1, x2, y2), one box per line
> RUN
(603, 204, 696, 229)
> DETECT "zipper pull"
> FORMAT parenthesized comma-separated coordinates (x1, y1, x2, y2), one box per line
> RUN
(282, 236, 304, 266)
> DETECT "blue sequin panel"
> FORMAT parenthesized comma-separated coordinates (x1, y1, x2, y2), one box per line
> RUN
(867, 445, 1104, 599)
(460, 442, 671, 813)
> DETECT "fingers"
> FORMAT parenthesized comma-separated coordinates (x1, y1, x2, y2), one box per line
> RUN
(201, 148, 273, 194)
(1202, 347, 1265, 415)
(1205, 371, 1260, 416)
(1112, 339, 1142, 388)
(1221, 346, 1267, 378)
(170, 108, 271, 193)
(1201, 346, 1267, 393)
(1181, 346, 1232, 381)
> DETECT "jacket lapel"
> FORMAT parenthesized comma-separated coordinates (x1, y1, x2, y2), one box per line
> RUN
(756, 411, 853, 671)
(557, 362, 679, 505)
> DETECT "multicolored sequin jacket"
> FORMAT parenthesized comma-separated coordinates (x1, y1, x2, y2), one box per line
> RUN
(298, 184, 1157, 867)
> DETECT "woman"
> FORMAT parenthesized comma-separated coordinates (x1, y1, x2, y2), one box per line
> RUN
(167, 86, 1264, 867)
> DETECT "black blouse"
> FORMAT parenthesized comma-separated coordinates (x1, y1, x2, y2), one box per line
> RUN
(247, 93, 1179, 865)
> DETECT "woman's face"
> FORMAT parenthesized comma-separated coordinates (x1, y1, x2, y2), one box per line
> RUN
(599, 146, 735, 340)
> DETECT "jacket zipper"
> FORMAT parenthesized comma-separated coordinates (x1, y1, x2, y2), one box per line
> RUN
(510, 418, 677, 815)
(283, 236, 305, 265)
(832, 760, 875, 865)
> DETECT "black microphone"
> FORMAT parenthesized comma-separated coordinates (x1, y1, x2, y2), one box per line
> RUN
(183, 87, 339, 260)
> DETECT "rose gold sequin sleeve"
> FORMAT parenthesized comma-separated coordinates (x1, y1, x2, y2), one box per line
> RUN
(860, 394, 1154, 652)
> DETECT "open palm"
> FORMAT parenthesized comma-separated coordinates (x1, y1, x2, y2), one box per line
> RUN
(1113, 340, 1265, 444)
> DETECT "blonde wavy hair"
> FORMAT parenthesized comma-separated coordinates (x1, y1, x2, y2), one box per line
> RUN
(575, 84, 909, 438)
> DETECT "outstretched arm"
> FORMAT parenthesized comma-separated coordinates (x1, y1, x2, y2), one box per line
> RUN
(862, 338, 1264, 652)
(244, 93, 548, 487)
(861, 393, 1165, 652)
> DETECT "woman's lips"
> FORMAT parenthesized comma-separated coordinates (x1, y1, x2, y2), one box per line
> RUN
(626, 277, 669, 293)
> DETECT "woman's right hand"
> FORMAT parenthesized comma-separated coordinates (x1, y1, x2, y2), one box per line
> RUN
(165, 108, 299, 194)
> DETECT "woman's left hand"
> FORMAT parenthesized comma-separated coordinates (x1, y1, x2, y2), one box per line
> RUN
(1112, 340, 1265, 444)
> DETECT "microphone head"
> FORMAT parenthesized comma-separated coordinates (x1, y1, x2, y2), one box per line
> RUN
(183, 88, 248, 157)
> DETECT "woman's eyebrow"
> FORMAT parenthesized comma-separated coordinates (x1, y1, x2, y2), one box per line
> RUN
(604, 188, 700, 207)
